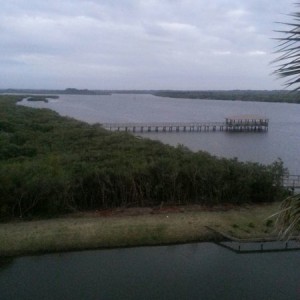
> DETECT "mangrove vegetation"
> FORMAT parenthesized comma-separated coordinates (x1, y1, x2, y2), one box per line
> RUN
(0, 95, 287, 219)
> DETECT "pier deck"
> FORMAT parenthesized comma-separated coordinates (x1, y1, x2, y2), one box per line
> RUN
(102, 121, 268, 133)
(102, 122, 226, 133)
(225, 114, 268, 132)
(102, 115, 269, 133)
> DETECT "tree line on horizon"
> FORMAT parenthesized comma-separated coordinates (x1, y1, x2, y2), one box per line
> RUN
(1, 89, 300, 104)
(153, 90, 300, 103)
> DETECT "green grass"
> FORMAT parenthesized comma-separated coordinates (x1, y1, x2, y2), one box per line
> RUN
(0, 203, 281, 257)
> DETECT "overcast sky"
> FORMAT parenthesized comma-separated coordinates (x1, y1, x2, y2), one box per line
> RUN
(0, 0, 294, 90)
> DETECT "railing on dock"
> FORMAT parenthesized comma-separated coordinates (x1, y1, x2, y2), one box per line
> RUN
(101, 122, 226, 133)
(207, 226, 300, 254)
(218, 240, 300, 254)
(225, 115, 269, 132)
(283, 175, 300, 189)
(101, 120, 268, 133)
(101, 115, 269, 133)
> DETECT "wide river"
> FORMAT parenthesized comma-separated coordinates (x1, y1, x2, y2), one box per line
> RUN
(20, 93, 300, 173)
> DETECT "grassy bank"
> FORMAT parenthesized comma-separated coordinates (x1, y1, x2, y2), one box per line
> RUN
(0, 203, 280, 257)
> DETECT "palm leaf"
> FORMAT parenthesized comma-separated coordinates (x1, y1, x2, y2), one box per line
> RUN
(273, 3, 300, 89)
(274, 194, 300, 239)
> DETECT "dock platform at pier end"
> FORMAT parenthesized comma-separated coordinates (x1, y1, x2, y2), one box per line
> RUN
(225, 114, 269, 132)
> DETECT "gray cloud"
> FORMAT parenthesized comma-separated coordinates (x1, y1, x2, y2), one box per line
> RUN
(0, 0, 293, 89)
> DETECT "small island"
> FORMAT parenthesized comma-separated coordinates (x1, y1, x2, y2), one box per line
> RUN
(26, 95, 59, 103)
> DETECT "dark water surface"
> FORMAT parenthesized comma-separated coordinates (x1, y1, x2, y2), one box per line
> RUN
(0, 243, 299, 300)
(19, 94, 300, 173)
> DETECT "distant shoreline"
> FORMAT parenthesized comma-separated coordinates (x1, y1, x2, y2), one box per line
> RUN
(152, 90, 300, 104)
(2, 89, 300, 104)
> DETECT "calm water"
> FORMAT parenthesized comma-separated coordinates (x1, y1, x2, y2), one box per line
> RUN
(19, 93, 300, 173)
(0, 243, 300, 300)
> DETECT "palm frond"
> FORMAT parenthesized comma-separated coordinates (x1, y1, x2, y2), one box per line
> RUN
(273, 3, 300, 89)
(275, 194, 300, 239)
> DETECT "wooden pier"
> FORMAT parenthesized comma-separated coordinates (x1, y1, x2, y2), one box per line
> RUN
(102, 122, 226, 133)
(102, 115, 269, 133)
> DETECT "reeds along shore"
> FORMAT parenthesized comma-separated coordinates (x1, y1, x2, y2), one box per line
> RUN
(0, 95, 287, 219)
